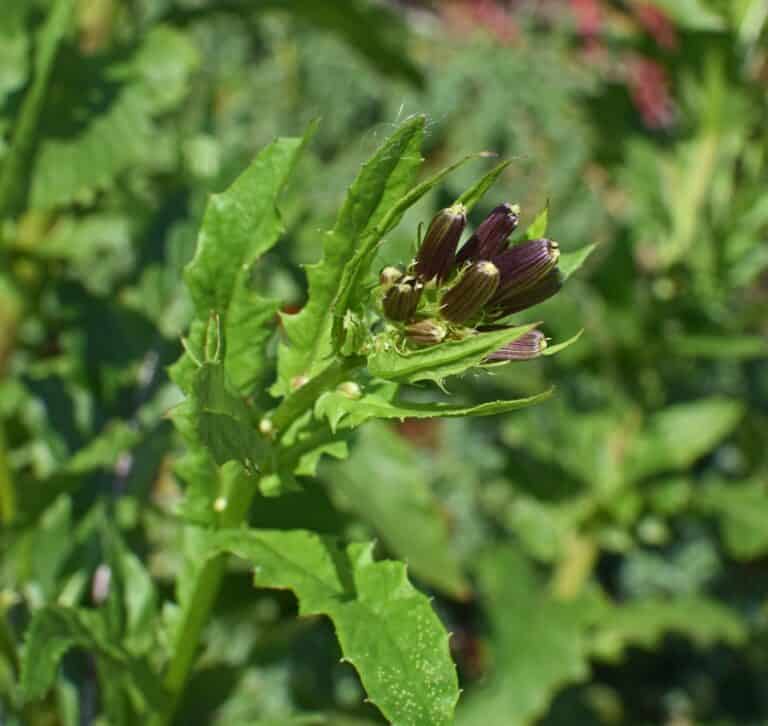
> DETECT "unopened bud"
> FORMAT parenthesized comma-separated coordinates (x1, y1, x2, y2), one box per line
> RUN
(405, 319, 447, 347)
(382, 276, 423, 322)
(258, 417, 274, 436)
(379, 266, 404, 289)
(414, 204, 466, 283)
(489, 268, 562, 319)
(291, 374, 309, 390)
(440, 260, 500, 324)
(456, 203, 519, 266)
(337, 381, 362, 399)
(491, 238, 560, 304)
(483, 329, 548, 362)
(91, 564, 111, 606)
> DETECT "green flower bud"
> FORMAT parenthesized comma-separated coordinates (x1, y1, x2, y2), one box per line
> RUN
(379, 265, 404, 289)
(405, 319, 448, 347)
(382, 276, 423, 322)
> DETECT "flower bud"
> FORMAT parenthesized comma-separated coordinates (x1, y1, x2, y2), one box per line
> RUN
(456, 203, 520, 266)
(405, 319, 447, 347)
(379, 265, 404, 289)
(483, 329, 548, 362)
(440, 260, 500, 324)
(491, 238, 559, 301)
(382, 276, 423, 322)
(414, 204, 467, 283)
(488, 268, 563, 319)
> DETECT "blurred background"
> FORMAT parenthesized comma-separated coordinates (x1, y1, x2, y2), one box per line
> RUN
(1, 0, 768, 724)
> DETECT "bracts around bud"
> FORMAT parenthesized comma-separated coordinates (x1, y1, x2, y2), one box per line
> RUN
(382, 276, 423, 322)
(440, 260, 500, 324)
(483, 329, 548, 362)
(405, 319, 448, 347)
(414, 204, 467, 283)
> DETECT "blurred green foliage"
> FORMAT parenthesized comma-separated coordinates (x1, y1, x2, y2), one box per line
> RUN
(1, 0, 767, 724)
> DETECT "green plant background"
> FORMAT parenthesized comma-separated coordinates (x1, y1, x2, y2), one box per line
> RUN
(1, 0, 767, 724)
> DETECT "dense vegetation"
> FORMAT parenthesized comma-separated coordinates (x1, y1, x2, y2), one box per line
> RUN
(1, 1, 767, 724)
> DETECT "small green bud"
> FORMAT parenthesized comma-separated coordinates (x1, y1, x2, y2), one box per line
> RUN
(440, 260, 500, 324)
(337, 381, 362, 399)
(382, 276, 423, 322)
(379, 265, 404, 289)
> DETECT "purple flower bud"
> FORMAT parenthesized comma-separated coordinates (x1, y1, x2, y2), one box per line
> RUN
(491, 237, 559, 302)
(405, 319, 448, 347)
(483, 329, 548, 362)
(440, 260, 500, 324)
(414, 204, 467, 283)
(382, 276, 423, 322)
(379, 265, 404, 289)
(488, 268, 563, 319)
(456, 203, 520, 266)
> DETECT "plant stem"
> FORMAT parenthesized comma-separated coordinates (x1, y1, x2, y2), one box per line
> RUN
(0, 422, 16, 525)
(151, 354, 364, 726)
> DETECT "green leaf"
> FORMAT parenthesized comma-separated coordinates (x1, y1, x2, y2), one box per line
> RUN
(185, 127, 313, 393)
(367, 324, 539, 385)
(626, 397, 744, 484)
(591, 597, 746, 663)
(0, 0, 73, 216)
(697, 479, 768, 559)
(19, 605, 160, 703)
(276, 116, 426, 395)
(175, 362, 265, 470)
(458, 547, 592, 726)
(541, 329, 583, 357)
(525, 206, 548, 239)
(316, 387, 553, 433)
(209, 529, 459, 726)
(559, 244, 596, 281)
(454, 159, 512, 211)
(324, 422, 469, 598)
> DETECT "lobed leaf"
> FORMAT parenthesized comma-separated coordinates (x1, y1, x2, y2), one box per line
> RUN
(209, 529, 459, 726)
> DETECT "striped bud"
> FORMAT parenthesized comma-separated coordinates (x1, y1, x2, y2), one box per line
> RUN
(382, 276, 423, 322)
(491, 238, 559, 302)
(456, 203, 520, 266)
(414, 204, 467, 283)
(483, 329, 548, 362)
(379, 265, 404, 289)
(405, 319, 447, 347)
(488, 268, 563, 319)
(440, 260, 500, 324)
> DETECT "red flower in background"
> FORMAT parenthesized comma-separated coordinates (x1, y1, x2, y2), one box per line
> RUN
(442, 0, 518, 45)
(633, 2, 678, 50)
(627, 56, 675, 129)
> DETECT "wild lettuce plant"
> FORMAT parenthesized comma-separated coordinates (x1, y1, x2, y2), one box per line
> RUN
(12, 115, 593, 725)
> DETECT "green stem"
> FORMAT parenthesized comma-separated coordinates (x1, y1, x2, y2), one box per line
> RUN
(152, 354, 364, 726)
(0, 422, 15, 525)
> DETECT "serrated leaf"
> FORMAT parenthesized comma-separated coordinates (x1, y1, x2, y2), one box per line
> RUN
(325, 422, 469, 597)
(525, 207, 548, 239)
(591, 597, 746, 663)
(208, 529, 459, 726)
(559, 244, 596, 281)
(367, 324, 538, 385)
(185, 128, 312, 393)
(276, 116, 426, 395)
(697, 480, 768, 559)
(315, 387, 552, 433)
(458, 547, 592, 726)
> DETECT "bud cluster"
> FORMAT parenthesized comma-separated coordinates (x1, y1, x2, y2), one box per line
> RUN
(377, 200, 564, 362)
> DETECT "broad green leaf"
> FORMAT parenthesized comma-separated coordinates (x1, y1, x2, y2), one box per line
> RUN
(209, 529, 459, 726)
(626, 397, 744, 483)
(315, 387, 553, 433)
(29, 26, 198, 210)
(458, 547, 592, 726)
(559, 244, 596, 281)
(591, 597, 746, 663)
(276, 116, 426, 395)
(185, 127, 312, 393)
(0, 0, 73, 216)
(697, 480, 768, 559)
(367, 324, 538, 385)
(525, 206, 548, 239)
(325, 422, 469, 597)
